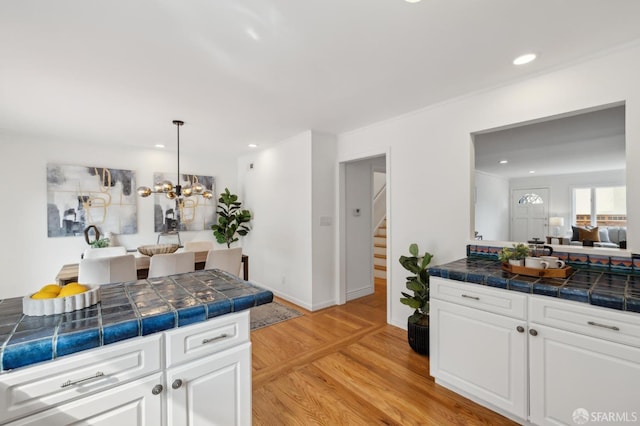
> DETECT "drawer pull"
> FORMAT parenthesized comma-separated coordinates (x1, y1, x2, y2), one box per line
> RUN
(152, 384, 163, 395)
(61, 371, 105, 388)
(172, 379, 183, 389)
(202, 334, 229, 344)
(516, 326, 525, 333)
(587, 321, 620, 331)
(461, 294, 480, 301)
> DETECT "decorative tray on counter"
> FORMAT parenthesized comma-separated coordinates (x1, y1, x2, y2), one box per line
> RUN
(501, 262, 573, 279)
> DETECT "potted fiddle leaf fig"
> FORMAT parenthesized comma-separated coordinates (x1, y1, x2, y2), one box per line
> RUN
(400, 243, 433, 356)
(211, 188, 252, 248)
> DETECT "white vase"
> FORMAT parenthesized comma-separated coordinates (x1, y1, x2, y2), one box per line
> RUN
(509, 259, 524, 266)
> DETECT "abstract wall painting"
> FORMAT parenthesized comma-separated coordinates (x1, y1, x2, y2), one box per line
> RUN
(47, 164, 137, 237)
(153, 172, 215, 232)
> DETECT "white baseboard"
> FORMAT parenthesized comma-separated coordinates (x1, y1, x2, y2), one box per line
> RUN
(346, 286, 374, 301)
(248, 279, 336, 312)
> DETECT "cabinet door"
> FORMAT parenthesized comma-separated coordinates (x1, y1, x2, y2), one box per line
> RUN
(529, 324, 640, 426)
(430, 299, 528, 419)
(166, 342, 251, 426)
(6, 373, 163, 426)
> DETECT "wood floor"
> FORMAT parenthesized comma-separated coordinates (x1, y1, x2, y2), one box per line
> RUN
(251, 278, 518, 425)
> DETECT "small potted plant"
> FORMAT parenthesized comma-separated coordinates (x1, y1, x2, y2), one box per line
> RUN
(399, 243, 433, 356)
(498, 243, 530, 266)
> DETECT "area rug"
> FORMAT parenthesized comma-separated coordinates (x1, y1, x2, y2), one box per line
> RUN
(250, 301, 303, 330)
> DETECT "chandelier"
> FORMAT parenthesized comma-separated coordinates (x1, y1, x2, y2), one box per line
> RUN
(136, 120, 213, 201)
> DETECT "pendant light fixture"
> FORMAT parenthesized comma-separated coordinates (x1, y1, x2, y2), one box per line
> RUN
(136, 120, 213, 201)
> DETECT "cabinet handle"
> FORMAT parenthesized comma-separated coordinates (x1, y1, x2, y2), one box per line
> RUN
(202, 334, 228, 344)
(60, 371, 105, 388)
(529, 329, 538, 336)
(516, 326, 525, 333)
(172, 379, 183, 389)
(587, 321, 620, 331)
(461, 294, 480, 300)
(152, 384, 163, 395)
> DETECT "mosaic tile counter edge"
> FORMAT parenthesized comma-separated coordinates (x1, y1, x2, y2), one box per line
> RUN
(429, 252, 640, 313)
(0, 270, 273, 372)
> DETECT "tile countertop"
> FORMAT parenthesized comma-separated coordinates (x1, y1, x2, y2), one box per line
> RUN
(0, 270, 273, 373)
(428, 257, 640, 314)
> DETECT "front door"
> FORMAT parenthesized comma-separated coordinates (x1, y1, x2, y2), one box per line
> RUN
(511, 188, 549, 242)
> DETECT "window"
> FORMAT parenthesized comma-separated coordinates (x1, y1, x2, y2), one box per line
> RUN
(573, 186, 626, 227)
(517, 193, 544, 205)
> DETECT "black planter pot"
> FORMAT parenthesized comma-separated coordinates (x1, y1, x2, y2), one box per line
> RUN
(407, 320, 430, 356)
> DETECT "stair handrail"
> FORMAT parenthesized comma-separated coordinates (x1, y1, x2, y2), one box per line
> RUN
(373, 184, 386, 233)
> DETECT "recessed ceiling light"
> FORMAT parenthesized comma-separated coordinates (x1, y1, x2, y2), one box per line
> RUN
(405, 0, 422, 3)
(513, 53, 537, 65)
(248, 143, 258, 148)
(529, 170, 536, 174)
(499, 160, 508, 164)
(154, 144, 165, 148)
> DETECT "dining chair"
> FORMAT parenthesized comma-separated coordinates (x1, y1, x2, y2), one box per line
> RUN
(78, 254, 137, 285)
(148, 251, 195, 278)
(204, 247, 243, 276)
(184, 241, 214, 252)
(82, 246, 127, 259)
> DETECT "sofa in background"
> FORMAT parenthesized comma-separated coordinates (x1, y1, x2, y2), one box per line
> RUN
(566, 226, 627, 248)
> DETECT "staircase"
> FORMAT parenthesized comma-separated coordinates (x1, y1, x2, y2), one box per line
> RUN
(374, 219, 387, 279)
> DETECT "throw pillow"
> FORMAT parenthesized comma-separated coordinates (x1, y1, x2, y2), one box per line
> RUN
(598, 228, 611, 243)
(571, 226, 581, 241)
(578, 226, 600, 242)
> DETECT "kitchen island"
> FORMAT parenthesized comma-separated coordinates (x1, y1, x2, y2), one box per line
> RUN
(0, 269, 273, 425)
(428, 256, 640, 425)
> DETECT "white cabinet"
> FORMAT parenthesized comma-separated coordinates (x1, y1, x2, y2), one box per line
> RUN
(528, 296, 640, 425)
(0, 335, 163, 424)
(6, 373, 163, 426)
(0, 310, 252, 425)
(165, 342, 251, 426)
(163, 310, 251, 426)
(431, 277, 640, 425)
(430, 279, 528, 419)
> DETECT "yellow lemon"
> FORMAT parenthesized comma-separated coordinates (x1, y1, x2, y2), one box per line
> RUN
(39, 284, 61, 295)
(31, 291, 58, 299)
(58, 283, 88, 298)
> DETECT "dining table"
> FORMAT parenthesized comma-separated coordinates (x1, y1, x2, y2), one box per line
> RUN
(55, 250, 249, 285)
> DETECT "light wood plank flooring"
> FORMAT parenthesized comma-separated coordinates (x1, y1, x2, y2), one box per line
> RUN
(252, 279, 518, 425)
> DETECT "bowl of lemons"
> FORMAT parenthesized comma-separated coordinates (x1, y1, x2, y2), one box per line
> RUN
(23, 282, 101, 316)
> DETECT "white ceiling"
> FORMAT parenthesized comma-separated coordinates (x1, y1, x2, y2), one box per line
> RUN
(2, 0, 640, 157)
(474, 104, 626, 179)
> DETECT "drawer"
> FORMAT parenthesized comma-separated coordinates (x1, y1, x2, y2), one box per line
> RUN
(164, 310, 250, 368)
(431, 277, 527, 320)
(0, 334, 162, 424)
(529, 296, 640, 348)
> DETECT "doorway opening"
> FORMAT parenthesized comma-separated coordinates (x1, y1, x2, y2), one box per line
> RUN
(339, 153, 388, 321)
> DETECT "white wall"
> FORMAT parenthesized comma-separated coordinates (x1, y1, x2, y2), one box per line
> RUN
(237, 131, 337, 311)
(238, 132, 313, 308)
(0, 137, 237, 299)
(475, 171, 509, 241)
(311, 132, 337, 309)
(337, 44, 640, 329)
(344, 159, 374, 301)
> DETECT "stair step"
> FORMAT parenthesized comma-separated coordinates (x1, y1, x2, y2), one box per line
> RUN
(374, 269, 387, 279)
(374, 253, 386, 259)
(374, 264, 387, 272)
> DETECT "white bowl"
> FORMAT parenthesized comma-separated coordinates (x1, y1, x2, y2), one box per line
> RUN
(22, 285, 101, 316)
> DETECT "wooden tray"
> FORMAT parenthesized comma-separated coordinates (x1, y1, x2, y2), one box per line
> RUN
(501, 262, 573, 278)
